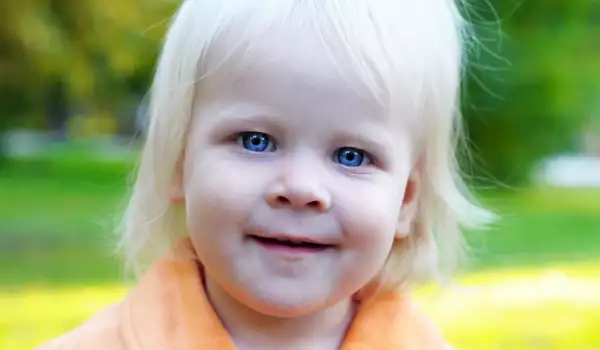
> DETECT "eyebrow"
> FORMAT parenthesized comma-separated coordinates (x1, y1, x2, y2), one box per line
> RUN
(199, 102, 285, 135)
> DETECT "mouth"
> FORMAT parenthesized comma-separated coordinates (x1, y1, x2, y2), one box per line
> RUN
(247, 234, 335, 252)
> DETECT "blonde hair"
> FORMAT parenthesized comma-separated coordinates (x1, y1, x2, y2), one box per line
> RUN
(119, 0, 495, 287)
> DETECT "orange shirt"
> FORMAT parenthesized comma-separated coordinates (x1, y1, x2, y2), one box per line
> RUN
(37, 241, 451, 349)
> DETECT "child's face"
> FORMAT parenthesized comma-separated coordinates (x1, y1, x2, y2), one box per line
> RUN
(176, 28, 418, 317)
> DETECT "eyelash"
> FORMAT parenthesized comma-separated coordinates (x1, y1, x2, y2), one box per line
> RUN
(233, 131, 375, 168)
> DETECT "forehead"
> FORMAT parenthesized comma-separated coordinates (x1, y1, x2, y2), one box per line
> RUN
(198, 25, 386, 119)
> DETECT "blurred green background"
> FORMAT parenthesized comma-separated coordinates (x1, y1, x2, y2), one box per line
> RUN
(1, 1, 599, 349)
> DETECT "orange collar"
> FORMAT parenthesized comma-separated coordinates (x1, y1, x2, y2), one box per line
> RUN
(119, 240, 448, 349)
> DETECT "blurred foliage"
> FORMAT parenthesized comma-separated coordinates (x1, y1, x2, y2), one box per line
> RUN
(462, 0, 600, 184)
(0, 0, 599, 183)
(0, 0, 177, 133)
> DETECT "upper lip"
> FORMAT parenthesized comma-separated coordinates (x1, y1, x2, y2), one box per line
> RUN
(246, 232, 337, 246)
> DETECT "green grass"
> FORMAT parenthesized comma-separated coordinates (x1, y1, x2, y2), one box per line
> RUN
(0, 152, 133, 285)
(1, 156, 600, 349)
(0, 162, 128, 285)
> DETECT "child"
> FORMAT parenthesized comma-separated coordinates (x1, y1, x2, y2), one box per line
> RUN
(39, 0, 492, 349)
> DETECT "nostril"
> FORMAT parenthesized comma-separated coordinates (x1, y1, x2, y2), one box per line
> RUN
(276, 196, 291, 206)
(307, 201, 321, 209)
(268, 194, 327, 211)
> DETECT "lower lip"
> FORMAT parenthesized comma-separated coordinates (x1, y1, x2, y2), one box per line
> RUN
(248, 236, 332, 255)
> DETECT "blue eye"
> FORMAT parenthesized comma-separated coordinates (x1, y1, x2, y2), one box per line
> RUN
(335, 147, 369, 167)
(237, 132, 273, 152)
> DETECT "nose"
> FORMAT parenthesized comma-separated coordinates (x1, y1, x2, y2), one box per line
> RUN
(265, 161, 331, 213)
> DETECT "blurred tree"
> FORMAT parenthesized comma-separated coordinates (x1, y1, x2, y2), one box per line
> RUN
(462, 0, 600, 185)
(0, 0, 176, 145)
(1, 0, 598, 184)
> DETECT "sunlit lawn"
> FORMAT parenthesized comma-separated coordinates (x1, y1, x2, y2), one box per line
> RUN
(1, 156, 599, 349)
(3, 263, 599, 349)
(419, 262, 600, 349)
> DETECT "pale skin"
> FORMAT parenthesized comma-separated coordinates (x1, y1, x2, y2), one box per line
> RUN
(172, 26, 420, 350)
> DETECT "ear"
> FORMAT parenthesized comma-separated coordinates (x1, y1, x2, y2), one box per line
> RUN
(170, 152, 186, 204)
(395, 170, 420, 239)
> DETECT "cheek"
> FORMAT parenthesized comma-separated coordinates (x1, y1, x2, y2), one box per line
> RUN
(182, 153, 259, 234)
(335, 178, 404, 251)
(334, 181, 405, 288)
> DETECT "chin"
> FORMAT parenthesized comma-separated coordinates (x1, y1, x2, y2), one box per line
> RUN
(242, 287, 335, 318)
(248, 300, 326, 318)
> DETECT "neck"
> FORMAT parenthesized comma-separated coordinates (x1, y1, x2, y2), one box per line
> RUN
(204, 274, 355, 350)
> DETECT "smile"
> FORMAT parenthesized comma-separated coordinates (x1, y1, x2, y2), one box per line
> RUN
(247, 234, 336, 253)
